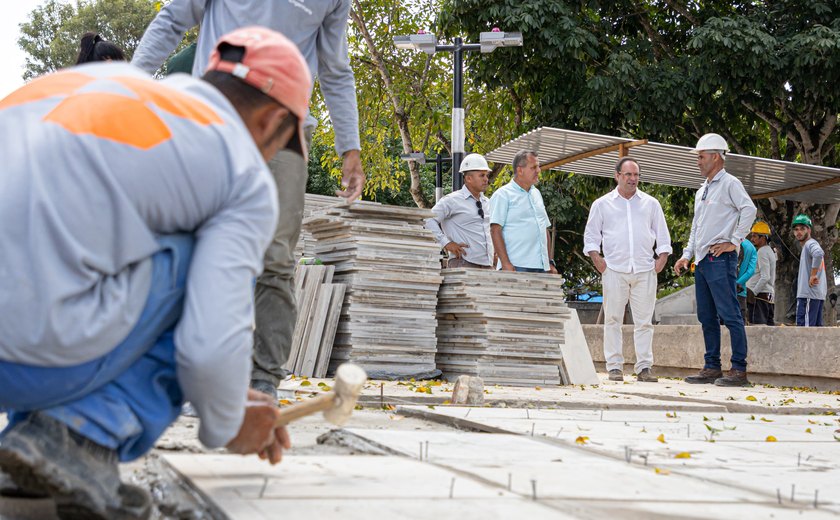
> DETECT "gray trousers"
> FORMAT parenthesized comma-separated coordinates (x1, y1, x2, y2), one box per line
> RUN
(252, 139, 310, 386)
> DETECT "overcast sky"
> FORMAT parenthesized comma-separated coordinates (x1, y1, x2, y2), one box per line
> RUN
(0, 0, 56, 99)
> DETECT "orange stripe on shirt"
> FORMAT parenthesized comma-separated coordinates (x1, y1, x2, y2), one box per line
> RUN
(44, 92, 172, 149)
(0, 72, 93, 111)
(114, 76, 223, 126)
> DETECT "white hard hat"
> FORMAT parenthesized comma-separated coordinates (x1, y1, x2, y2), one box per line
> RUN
(459, 153, 491, 173)
(692, 133, 729, 158)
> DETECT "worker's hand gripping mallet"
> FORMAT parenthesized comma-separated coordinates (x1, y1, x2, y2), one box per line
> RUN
(274, 363, 367, 427)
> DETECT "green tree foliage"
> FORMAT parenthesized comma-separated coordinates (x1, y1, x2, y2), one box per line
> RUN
(18, 0, 161, 79)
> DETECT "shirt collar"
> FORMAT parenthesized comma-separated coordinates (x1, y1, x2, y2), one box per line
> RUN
(705, 168, 728, 185)
(609, 188, 641, 201)
(459, 185, 485, 201)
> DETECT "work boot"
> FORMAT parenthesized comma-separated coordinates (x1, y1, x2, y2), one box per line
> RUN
(250, 379, 279, 402)
(684, 368, 723, 384)
(608, 369, 624, 382)
(0, 467, 48, 499)
(0, 412, 150, 519)
(714, 369, 751, 387)
(636, 368, 659, 382)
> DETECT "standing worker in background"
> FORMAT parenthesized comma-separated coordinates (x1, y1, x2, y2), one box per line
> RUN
(583, 157, 671, 383)
(132, 0, 366, 399)
(490, 150, 558, 274)
(736, 237, 757, 323)
(746, 221, 776, 325)
(792, 214, 827, 327)
(0, 28, 310, 518)
(674, 133, 756, 387)
(425, 153, 494, 269)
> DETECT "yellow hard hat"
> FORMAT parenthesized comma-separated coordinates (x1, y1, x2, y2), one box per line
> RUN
(751, 221, 770, 235)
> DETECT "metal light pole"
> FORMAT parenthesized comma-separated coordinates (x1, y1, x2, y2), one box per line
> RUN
(400, 152, 452, 202)
(394, 29, 522, 193)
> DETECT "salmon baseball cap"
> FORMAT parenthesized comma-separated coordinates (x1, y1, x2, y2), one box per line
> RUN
(206, 26, 312, 156)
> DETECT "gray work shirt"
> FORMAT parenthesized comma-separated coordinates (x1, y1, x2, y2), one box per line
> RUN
(425, 186, 493, 266)
(131, 0, 360, 155)
(746, 244, 776, 296)
(797, 238, 827, 300)
(0, 63, 278, 449)
(681, 169, 756, 263)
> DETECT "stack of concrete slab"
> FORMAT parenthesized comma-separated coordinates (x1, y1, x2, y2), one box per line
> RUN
(436, 269, 584, 386)
(302, 202, 443, 379)
(282, 264, 346, 378)
(294, 194, 344, 261)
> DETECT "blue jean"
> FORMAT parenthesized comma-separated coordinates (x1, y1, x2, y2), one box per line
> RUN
(694, 252, 748, 371)
(796, 298, 824, 327)
(0, 235, 193, 462)
(515, 266, 547, 273)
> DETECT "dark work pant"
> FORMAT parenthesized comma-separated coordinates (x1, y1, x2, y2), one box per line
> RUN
(694, 252, 748, 372)
(796, 298, 824, 327)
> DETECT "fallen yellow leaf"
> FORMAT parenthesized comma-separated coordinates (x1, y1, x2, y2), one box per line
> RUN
(805, 428, 812, 434)
(535, 386, 542, 391)
(657, 433, 667, 443)
(766, 435, 777, 442)
(654, 467, 671, 475)
(808, 419, 819, 424)
(746, 395, 757, 401)
(575, 436, 589, 445)
(674, 452, 691, 459)
(760, 417, 774, 422)
(299, 380, 312, 387)
(279, 399, 292, 405)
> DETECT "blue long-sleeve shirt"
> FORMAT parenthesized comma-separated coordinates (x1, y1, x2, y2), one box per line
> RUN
(131, 0, 361, 156)
(736, 239, 756, 297)
(0, 63, 278, 449)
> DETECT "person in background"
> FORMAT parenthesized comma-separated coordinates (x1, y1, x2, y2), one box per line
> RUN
(132, 1, 366, 400)
(426, 153, 494, 269)
(792, 214, 827, 327)
(583, 157, 671, 383)
(490, 150, 557, 274)
(76, 32, 126, 64)
(736, 238, 756, 323)
(746, 221, 776, 325)
(674, 133, 756, 387)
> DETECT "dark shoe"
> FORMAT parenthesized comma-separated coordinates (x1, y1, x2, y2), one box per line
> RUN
(714, 369, 751, 387)
(636, 368, 659, 382)
(0, 468, 48, 499)
(608, 369, 624, 382)
(0, 412, 149, 519)
(684, 368, 723, 384)
(250, 379, 279, 402)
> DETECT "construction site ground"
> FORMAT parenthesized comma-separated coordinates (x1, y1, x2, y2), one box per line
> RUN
(2, 373, 839, 519)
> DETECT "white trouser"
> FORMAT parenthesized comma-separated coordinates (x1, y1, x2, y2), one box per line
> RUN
(602, 268, 657, 373)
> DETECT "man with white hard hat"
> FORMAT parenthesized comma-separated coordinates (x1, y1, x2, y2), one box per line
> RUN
(674, 133, 756, 387)
(426, 153, 494, 269)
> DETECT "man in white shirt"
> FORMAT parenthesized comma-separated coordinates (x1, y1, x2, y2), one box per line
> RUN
(584, 157, 671, 382)
(426, 153, 494, 269)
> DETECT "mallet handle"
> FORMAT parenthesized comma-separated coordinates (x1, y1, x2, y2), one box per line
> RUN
(274, 392, 336, 426)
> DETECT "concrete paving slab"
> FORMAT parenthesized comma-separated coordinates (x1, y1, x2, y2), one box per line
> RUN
(549, 499, 838, 519)
(339, 429, 774, 504)
(162, 454, 571, 519)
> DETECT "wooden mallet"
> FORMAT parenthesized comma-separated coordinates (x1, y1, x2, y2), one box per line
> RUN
(274, 363, 367, 427)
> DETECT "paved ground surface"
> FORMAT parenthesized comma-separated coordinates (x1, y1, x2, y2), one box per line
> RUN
(1, 373, 838, 519)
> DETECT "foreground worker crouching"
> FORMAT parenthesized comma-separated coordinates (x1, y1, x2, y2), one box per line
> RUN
(0, 27, 310, 519)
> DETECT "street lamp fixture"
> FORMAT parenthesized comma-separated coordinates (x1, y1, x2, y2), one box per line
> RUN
(393, 28, 523, 193)
(400, 152, 452, 203)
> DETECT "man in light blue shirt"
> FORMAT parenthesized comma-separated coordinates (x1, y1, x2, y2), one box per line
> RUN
(490, 150, 557, 274)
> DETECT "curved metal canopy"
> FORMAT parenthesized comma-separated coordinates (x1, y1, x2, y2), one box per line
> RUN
(485, 127, 840, 204)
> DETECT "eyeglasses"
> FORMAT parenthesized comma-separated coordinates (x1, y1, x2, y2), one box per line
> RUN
(476, 200, 484, 219)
